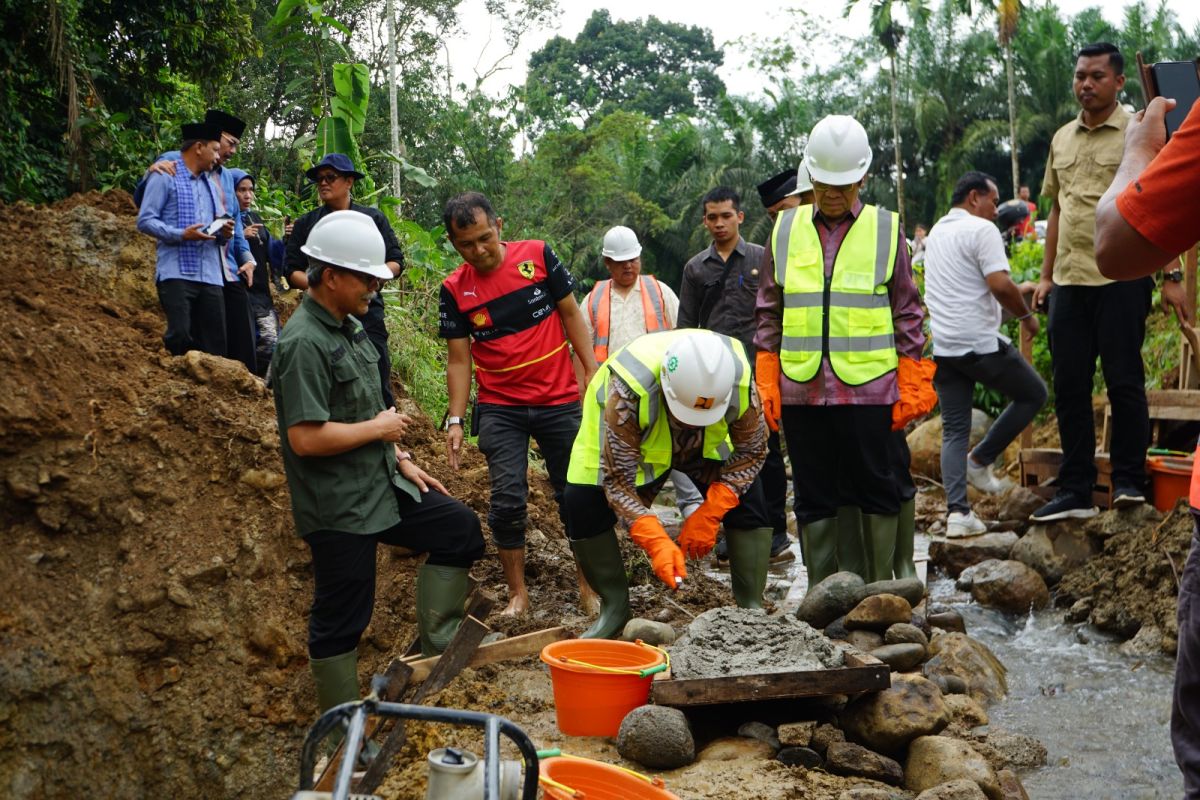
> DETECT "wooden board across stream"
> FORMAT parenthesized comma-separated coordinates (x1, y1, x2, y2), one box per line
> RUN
(650, 650, 891, 707)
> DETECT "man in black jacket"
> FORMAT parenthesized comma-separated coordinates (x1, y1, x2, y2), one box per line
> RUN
(285, 153, 404, 406)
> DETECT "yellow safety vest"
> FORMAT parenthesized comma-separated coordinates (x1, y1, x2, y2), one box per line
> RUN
(566, 329, 753, 487)
(770, 204, 900, 385)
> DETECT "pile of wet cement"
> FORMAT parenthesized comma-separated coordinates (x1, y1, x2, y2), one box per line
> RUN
(669, 607, 844, 679)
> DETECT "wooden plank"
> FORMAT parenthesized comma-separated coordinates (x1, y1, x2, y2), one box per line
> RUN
(356, 615, 490, 794)
(405, 626, 571, 683)
(399, 589, 495, 662)
(650, 660, 891, 707)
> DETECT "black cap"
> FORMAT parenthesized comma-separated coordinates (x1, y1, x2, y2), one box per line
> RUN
(205, 109, 247, 139)
(996, 198, 1030, 231)
(181, 121, 223, 142)
(756, 169, 799, 208)
(305, 153, 366, 181)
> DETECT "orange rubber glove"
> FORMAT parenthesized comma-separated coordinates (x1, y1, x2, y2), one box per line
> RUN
(677, 482, 741, 559)
(891, 357, 938, 431)
(755, 351, 782, 432)
(629, 515, 687, 590)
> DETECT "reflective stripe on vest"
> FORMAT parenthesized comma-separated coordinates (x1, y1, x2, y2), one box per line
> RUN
(771, 204, 899, 385)
(565, 329, 751, 487)
(587, 276, 671, 363)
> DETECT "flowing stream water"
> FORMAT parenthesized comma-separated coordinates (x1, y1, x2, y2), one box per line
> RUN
(691, 522, 1181, 798)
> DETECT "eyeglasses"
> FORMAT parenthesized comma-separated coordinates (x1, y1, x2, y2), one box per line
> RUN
(812, 180, 857, 193)
(314, 173, 342, 185)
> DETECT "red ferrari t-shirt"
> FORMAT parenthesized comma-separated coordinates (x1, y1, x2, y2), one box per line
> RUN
(1116, 99, 1200, 256)
(439, 240, 579, 405)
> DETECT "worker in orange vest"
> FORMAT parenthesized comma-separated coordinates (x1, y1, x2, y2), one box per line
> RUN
(578, 226, 703, 518)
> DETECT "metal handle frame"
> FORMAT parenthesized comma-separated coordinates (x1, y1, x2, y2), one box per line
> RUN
(297, 698, 540, 800)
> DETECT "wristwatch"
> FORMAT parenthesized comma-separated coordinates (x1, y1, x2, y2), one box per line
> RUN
(1164, 269, 1184, 282)
(445, 416, 465, 429)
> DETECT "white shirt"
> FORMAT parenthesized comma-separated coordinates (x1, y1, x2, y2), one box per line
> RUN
(923, 207, 1012, 357)
(581, 276, 681, 355)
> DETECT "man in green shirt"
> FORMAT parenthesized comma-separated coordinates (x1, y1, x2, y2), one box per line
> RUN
(272, 210, 484, 725)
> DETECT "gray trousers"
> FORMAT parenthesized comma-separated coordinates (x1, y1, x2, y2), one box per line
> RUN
(934, 340, 1047, 513)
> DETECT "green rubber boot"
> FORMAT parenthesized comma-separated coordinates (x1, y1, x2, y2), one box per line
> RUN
(727, 527, 772, 609)
(893, 498, 917, 579)
(416, 563, 471, 657)
(836, 506, 866, 579)
(570, 529, 631, 639)
(862, 513, 900, 583)
(801, 516, 840, 590)
(310, 649, 359, 714)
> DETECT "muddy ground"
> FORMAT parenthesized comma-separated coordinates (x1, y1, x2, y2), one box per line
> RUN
(0, 193, 873, 799)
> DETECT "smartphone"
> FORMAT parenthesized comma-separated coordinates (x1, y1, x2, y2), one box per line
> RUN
(204, 215, 231, 236)
(1140, 54, 1200, 139)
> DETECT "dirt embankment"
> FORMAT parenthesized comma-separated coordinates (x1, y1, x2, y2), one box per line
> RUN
(0, 193, 737, 799)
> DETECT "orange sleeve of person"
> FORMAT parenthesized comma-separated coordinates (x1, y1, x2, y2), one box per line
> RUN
(1116, 100, 1200, 256)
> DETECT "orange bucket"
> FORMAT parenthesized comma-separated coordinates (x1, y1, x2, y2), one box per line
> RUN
(1147, 456, 1194, 512)
(540, 756, 680, 800)
(540, 639, 667, 737)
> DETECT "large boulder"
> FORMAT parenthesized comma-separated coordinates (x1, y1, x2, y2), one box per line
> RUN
(928, 533, 1019, 577)
(943, 693, 989, 728)
(863, 577, 926, 607)
(826, 741, 904, 785)
(964, 559, 1049, 613)
(839, 673, 950, 753)
(905, 736, 1001, 799)
(797, 572, 868, 628)
(845, 594, 914, 630)
(907, 411, 992, 479)
(1009, 523, 1098, 585)
(924, 633, 1008, 705)
(915, 780, 989, 800)
(616, 705, 695, 769)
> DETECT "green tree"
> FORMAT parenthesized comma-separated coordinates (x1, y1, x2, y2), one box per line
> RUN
(523, 9, 725, 128)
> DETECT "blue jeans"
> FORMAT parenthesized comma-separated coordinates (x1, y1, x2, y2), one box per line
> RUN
(477, 402, 581, 549)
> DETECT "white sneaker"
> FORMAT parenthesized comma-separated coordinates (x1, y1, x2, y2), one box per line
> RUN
(946, 510, 987, 539)
(966, 457, 1007, 494)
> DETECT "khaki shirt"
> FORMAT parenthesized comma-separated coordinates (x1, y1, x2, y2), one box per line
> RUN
(1041, 104, 1130, 286)
(581, 277, 681, 356)
(273, 294, 418, 537)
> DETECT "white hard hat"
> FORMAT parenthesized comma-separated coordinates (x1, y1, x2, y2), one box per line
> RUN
(803, 115, 873, 185)
(300, 210, 392, 279)
(660, 331, 736, 427)
(602, 226, 642, 261)
(795, 162, 813, 195)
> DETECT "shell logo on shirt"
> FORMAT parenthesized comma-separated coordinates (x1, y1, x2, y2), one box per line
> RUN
(517, 260, 536, 280)
(471, 307, 493, 329)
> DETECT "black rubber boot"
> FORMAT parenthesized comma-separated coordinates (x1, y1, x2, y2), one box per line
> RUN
(727, 527, 772, 609)
(417, 563, 470, 657)
(570, 529, 631, 639)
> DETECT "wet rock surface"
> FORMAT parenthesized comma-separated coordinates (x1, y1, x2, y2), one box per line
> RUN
(928, 533, 1019, 577)
(923, 633, 1008, 705)
(797, 572, 869, 628)
(957, 559, 1049, 613)
(839, 674, 950, 753)
(904, 736, 1000, 799)
(827, 741, 904, 785)
(846, 594, 914, 630)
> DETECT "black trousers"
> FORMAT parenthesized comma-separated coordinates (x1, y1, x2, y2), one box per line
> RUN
(889, 429, 916, 502)
(563, 473, 771, 542)
(156, 279, 226, 357)
(762, 430, 789, 535)
(223, 279, 257, 374)
(782, 404, 900, 524)
(1048, 279, 1152, 494)
(304, 486, 484, 659)
(1176, 522, 1200, 798)
(356, 301, 393, 408)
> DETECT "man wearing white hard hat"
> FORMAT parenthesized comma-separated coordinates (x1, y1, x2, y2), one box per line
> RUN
(272, 210, 485, 731)
(563, 329, 773, 638)
(578, 227, 701, 523)
(755, 115, 935, 591)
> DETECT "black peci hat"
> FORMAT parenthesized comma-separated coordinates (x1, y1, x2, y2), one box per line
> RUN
(205, 109, 247, 139)
(181, 121, 223, 142)
(756, 169, 800, 208)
